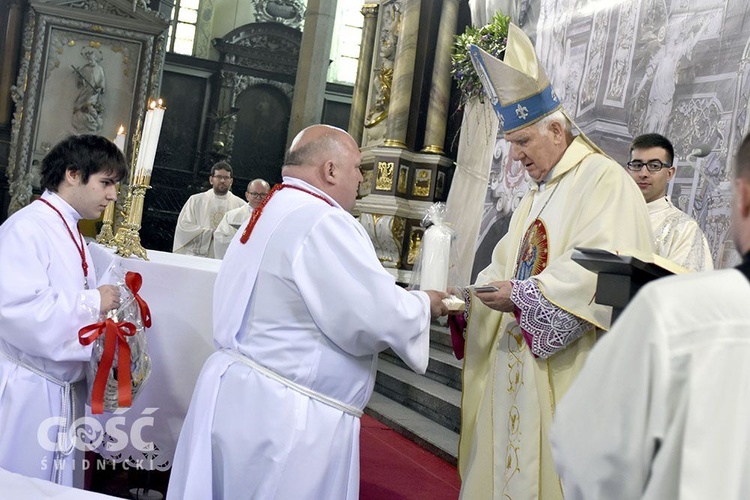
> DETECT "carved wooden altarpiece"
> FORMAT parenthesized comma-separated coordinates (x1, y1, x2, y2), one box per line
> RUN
(7, 0, 168, 214)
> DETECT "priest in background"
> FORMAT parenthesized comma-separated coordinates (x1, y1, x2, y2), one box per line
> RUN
(550, 131, 750, 500)
(172, 161, 245, 258)
(449, 24, 654, 499)
(213, 178, 270, 259)
(626, 133, 713, 271)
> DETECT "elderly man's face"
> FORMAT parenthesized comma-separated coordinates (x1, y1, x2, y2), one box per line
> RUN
(505, 123, 564, 182)
(246, 182, 270, 209)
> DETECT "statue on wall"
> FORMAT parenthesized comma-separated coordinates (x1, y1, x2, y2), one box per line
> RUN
(364, 1, 401, 131)
(71, 46, 106, 134)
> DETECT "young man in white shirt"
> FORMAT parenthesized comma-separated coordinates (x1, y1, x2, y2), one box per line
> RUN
(626, 133, 713, 271)
(0, 134, 127, 485)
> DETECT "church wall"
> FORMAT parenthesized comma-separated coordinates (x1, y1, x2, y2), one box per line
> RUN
(470, 0, 750, 275)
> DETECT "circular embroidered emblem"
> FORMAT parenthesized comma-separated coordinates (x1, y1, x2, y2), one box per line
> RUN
(514, 219, 549, 280)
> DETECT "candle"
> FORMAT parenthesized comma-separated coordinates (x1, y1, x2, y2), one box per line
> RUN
(419, 224, 451, 291)
(113, 125, 126, 153)
(133, 99, 165, 183)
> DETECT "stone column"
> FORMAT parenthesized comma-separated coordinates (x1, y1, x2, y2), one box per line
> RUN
(286, 0, 337, 145)
(348, 3, 379, 146)
(383, 0, 421, 149)
(421, 0, 460, 154)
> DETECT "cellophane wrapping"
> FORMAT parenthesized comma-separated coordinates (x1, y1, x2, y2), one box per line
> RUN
(85, 273, 151, 412)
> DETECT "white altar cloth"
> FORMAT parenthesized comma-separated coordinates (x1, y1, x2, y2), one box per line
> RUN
(87, 243, 219, 470)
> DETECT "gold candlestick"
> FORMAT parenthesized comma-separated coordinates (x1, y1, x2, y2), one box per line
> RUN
(111, 98, 165, 261)
(96, 199, 116, 245)
(113, 179, 150, 260)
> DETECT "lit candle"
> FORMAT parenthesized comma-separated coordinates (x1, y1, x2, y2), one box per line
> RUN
(113, 125, 126, 153)
(419, 224, 451, 291)
(133, 99, 165, 183)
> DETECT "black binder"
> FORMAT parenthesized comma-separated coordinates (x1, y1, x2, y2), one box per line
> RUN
(572, 247, 675, 324)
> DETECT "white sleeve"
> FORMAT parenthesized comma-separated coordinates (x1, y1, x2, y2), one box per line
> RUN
(0, 219, 99, 361)
(292, 212, 431, 373)
(213, 213, 234, 260)
(173, 196, 213, 254)
(549, 284, 668, 500)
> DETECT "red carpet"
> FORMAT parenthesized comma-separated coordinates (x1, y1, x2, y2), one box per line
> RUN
(360, 415, 461, 500)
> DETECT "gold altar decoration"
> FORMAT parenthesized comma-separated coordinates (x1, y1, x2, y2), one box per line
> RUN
(98, 100, 165, 260)
(412, 168, 432, 197)
(376, 161, 395, 191)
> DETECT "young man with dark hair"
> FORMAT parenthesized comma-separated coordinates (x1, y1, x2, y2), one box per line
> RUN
(173, 161, 245, 258)
(0, 134, 127, 486)
(627, 132, 713, 271)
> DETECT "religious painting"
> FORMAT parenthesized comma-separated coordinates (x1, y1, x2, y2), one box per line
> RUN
(513, 219, 549, 280)
(435, 171, 446, 199)
(412, 168, 432, 198)
(376, 161, 395, 191)
(397, 165, 409, 194)
(407, 227, 424, 266)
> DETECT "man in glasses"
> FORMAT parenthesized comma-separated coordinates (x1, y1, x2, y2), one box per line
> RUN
(627, 133, 713, 271)
(173, 161, 246, 258)
(213, 178, 270, 259)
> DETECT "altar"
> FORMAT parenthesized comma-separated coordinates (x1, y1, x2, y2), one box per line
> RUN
(87, 243, 220, 470)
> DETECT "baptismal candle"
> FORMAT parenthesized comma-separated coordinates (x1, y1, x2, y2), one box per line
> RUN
(419, 224, 451, 291)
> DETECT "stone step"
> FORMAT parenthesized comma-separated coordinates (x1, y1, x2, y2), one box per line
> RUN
(374, 357, 461, 435)
(430, 323, 454, 354)
(366, 391, 459, 466)
(380, 346, 463, 391)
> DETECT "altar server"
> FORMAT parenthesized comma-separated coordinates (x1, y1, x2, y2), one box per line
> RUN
(0, 134, 126, 485)
(168, 125, 448, 499)
(550, 131, 750, 499)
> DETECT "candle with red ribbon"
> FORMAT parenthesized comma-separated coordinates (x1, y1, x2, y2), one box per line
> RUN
(78, 271, 152, 414)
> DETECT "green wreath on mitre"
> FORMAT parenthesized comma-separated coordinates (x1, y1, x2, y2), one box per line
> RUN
(451, 12, 511, 108)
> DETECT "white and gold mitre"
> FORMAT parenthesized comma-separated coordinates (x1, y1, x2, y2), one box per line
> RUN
(469, 23, 562, 133)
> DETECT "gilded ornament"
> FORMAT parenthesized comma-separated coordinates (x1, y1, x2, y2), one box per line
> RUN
(412, 168, 432, 197)
(376, 161, 395, 191)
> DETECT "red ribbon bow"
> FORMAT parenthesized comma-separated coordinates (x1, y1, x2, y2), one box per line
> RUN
(79, 319, 137, 414)
(125, 271, 151, 328)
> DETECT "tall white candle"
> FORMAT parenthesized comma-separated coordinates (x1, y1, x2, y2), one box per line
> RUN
(133, 99, 166, 181)
(113, 125, 126, 153)
(419, 224, 451, 291)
